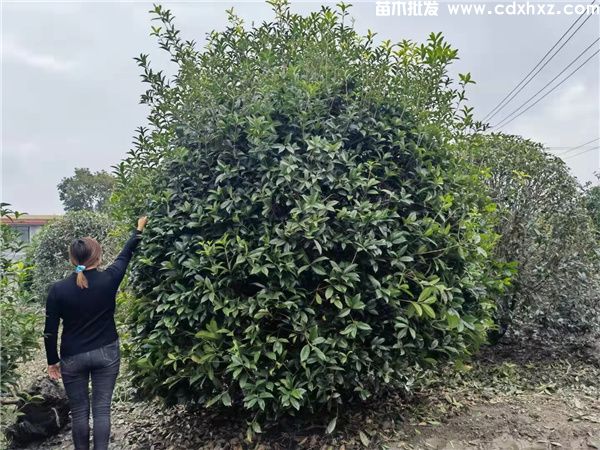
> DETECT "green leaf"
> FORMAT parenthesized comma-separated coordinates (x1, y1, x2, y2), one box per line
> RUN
(326, 416, 337, 434)
(340, 324, 357, 336)
(195, 330, 218, 340)
(359, 431, 370, 447)
(368, 274, 381, 288)
(411, 302, 423, 317)
(421, 304, 436, 319)
(300, 344, 310, 362)
(313, 346, 327, 360)
(221, 391, 232, 406)
(355, 321, 372, 331)
(338, 308, 351, 318)
(312, 265, 327, 276)
(447, 313, 460, 329)
(418, 287, 434, 302)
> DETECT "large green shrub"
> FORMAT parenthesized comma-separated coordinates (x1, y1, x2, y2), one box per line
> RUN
(470, 134, 600, 335)
(123, 2, 503, 425)
(27, 210, 120, 301)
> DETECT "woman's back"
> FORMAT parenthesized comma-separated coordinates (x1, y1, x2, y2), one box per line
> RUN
(44, 230, 141, 366)
(43, 218, 147, 450)
(49, 269, 122, 360)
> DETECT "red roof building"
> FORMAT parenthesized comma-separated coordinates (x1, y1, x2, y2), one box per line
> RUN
(1, 214, 61, 243)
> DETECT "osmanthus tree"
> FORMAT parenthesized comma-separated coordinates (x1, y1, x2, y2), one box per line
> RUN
(117, 1, 504, 430)
(469, 133, 600, 336)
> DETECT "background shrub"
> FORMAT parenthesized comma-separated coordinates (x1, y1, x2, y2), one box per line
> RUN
(122, 2, 503, 425)
(470, 134, 600, 335)
(27, 210, 121, 302)
(0, 204, 40, 395)
(584, 182, 600, 233)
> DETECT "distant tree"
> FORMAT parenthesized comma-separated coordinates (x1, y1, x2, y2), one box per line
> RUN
(57, 168, 115, 212)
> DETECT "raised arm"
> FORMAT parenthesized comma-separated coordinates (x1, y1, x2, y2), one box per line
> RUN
(44, 285, 61, 377)
(104, 216, 147, 285)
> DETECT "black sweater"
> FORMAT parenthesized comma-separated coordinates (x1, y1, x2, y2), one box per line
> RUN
(43, 230, 141, 365)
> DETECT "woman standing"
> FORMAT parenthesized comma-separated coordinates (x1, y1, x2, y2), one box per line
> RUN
(43, 216, 147, 450)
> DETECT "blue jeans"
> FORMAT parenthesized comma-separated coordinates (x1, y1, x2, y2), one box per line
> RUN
(60, 340, 120, 450)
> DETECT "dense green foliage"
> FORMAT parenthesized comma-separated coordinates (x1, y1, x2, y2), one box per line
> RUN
(470, 134, 600, 334)
(58, 167, 116, 212)
(584, 183, 600, 233)
(121, 2, 503, 425)
(0, 204, 40, 395)
(110, 4, 484, 219)
(27, 211, 120, 302)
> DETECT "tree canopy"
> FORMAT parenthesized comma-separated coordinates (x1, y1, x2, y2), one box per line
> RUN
(57, 168, 115, 212)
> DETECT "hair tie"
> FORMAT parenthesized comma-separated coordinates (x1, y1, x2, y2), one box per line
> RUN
(75, 265, 86, 273)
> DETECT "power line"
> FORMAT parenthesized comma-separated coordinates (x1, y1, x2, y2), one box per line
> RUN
(565, 137, 600, 153)
(563, 146, 600, 160)
(548, 138, 600, 157)
(482, 0, 597, 123)
(494, 48, 600, 130)
(547, 138, 600, 153)
(489, 15, 597, 123)
(546, 147, 572, 153)
(494, 38, 600, 129)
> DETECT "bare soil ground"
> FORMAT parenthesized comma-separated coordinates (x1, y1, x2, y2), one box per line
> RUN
(397, 395, 600, 449)
(9, 334, 600, 450)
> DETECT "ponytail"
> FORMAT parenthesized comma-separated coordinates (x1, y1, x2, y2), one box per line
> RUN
(69, 237, 102, 289)
(76, 271, 89, 289)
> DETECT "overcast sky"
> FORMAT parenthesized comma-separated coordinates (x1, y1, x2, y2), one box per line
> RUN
(2, 0, 599, 214)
